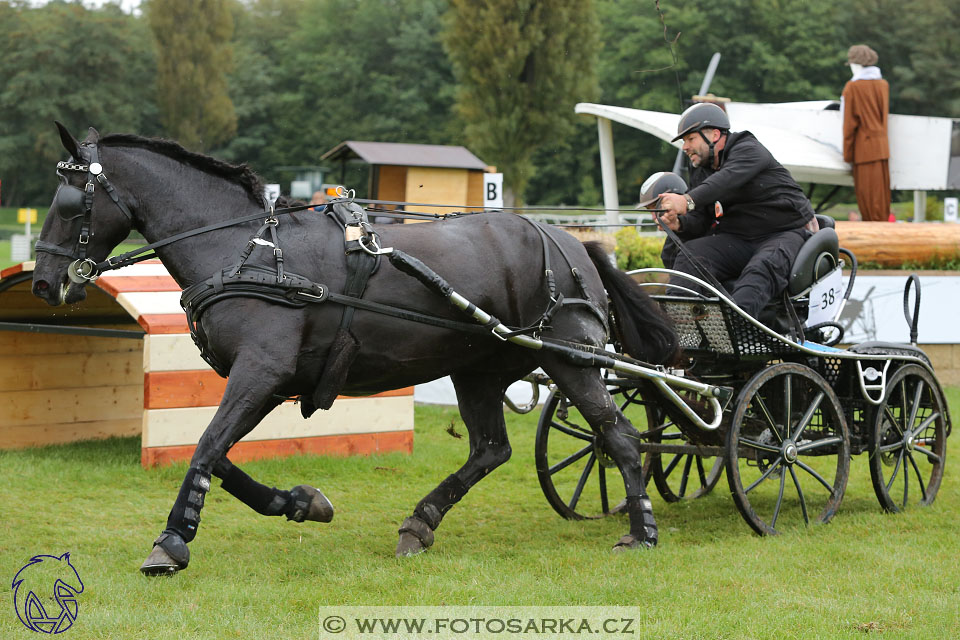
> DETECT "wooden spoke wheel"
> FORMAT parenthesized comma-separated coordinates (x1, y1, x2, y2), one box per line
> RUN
(726, 363, 850, 536)
(869, 364, 948, 512)
(645, 399, 724, 502)
(535, 384, 651, 520)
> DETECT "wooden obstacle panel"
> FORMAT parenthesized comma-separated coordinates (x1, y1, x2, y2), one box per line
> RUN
(0, 261, 414, 467)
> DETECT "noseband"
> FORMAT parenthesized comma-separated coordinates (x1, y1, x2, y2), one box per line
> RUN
(35, 141, 134, 282)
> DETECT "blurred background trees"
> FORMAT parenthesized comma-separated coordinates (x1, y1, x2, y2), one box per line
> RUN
(1, 0, 958, 207)
(146, 0, 237, 151)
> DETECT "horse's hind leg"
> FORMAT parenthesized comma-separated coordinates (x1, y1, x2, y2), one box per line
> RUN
(396, 371, 515, 557)
(542, 359, 658, 551)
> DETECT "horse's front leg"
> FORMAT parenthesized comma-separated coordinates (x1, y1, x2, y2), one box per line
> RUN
(139, 354, 331, 576)
(395, 371, 516, 557)
(215, 457, 333, 523)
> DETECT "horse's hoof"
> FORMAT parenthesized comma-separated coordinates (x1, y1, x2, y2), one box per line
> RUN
(140, 533, 189, 576)
(395, 516, 434, 557)
(611, 534, 656, 553)
(396, 532, 428, 557)
(287, 485, 334, 523)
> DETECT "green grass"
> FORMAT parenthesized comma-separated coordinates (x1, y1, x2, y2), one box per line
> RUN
(0, 206, 146, 270)
(1, 394, 958, 639)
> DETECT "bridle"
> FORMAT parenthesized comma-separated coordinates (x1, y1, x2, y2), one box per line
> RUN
(35, 141, 134, 283)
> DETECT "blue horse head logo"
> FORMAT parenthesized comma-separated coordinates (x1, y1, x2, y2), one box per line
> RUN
(12, 553, 84, 634)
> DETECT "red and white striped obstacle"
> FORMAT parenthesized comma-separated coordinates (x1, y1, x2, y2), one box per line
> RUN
(0, 261, 414, 467)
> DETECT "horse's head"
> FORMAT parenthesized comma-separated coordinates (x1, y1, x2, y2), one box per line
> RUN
(32, 122, 136, 306)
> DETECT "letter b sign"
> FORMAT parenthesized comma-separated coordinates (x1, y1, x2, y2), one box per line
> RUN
(483, 173, 504, 209)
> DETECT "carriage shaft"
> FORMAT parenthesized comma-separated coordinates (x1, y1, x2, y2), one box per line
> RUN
(389, 249, 727, 432)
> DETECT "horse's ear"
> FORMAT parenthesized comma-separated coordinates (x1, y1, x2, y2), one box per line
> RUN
(83, 127, 100, 145)
(55, 121, 81, 159)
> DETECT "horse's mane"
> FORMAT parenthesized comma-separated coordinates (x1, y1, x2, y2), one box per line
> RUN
(102, 133, 266, 205)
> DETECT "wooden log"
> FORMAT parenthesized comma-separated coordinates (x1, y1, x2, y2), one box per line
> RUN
(835, 221, 960, 267)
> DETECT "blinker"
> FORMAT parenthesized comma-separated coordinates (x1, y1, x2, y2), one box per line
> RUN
(53, 182, 87, 221)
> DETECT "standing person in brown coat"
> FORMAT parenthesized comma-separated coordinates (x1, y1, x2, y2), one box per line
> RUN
(842, 44, 891, 221)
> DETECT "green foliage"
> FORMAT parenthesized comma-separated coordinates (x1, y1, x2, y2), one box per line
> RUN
(146, 0, 237, 151)
(218, 0, 457, 181)
(838, 0, 960, 117)
(442, 0, 599, 204)
(0, 1, 157, 205)
(613, 226, 664, 270)
(898, 252, 960, 271)
(1, 0, 959, 210)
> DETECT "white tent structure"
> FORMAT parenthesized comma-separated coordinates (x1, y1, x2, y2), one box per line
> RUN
(576, 101, 960, 225)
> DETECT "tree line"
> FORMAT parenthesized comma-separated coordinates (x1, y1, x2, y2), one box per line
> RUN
(1, 0, 957, 208)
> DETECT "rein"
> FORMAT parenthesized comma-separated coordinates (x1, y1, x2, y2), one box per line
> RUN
(39, 145, 653, 284)
(37, 148, 610, 353)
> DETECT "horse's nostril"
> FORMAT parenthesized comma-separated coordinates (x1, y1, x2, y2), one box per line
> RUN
(35, 280, 49, 292)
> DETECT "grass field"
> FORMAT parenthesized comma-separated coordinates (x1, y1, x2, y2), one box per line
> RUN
(1, 394, 958, 639)
(0, 206, 145, 271)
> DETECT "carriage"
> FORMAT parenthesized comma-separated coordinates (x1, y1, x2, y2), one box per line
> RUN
(33, 123, 951, 574)
(531, 216, 952, 534)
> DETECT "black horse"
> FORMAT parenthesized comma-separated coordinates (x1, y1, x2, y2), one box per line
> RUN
(32, 124, 678, 575)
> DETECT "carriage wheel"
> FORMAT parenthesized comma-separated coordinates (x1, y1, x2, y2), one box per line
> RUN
(534, 385, 650, 520)
(726, 363, 850, 536)
(869, 364, 947, 512)
(645, 399, 724, 502)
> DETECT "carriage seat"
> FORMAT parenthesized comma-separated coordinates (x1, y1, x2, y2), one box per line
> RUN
(787, 223, 839, 296)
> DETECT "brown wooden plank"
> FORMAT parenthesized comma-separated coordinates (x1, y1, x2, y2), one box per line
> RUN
(137, 314, 189, 334)
(0, 331, 142, 355)
(145, 370, 227, 409)
(141, 430, 413, 467)
(0, 418, 141, 449)
(376, 165, 407, 203)
(0, 351, 141, 391)
(0, 384, 143, 427)
(1, 262, 30, 279)
(467, 169, 484, 207)
(144, 371, 415, 409)
(96, 275, 180, 297)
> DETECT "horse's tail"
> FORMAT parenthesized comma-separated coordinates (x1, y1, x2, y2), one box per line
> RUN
(583, 241, 679, 365)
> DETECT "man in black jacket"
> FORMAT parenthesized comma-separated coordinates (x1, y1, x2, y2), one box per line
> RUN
(657, 103, 815, 317)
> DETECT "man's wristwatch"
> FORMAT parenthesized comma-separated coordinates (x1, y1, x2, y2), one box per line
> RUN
(684, 194, 695, 211)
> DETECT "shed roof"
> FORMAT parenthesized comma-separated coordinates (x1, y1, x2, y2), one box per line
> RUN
(321, 140, 487, 170)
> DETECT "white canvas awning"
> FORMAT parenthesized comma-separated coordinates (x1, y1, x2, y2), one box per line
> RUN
(576, 101, 960, 223)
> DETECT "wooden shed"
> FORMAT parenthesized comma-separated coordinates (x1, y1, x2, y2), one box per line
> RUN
(321, 141, 489, 215)
(0, 261, 413, 467)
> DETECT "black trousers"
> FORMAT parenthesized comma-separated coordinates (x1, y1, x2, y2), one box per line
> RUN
(667, 228, 808, 318)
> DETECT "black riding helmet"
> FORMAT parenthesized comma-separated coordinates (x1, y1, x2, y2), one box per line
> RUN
(636, 171, 688, 209)
(672, 103, 730, 169)
(671, 103, 730, 142)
